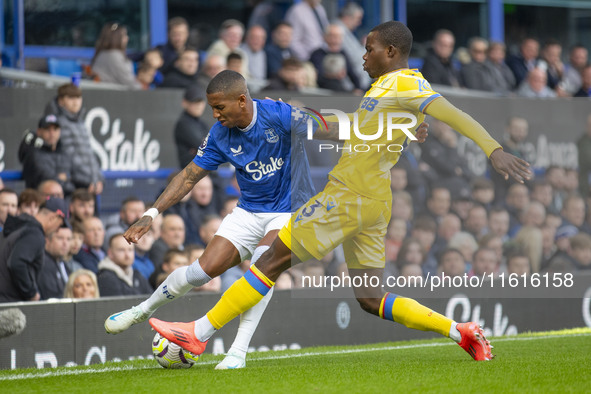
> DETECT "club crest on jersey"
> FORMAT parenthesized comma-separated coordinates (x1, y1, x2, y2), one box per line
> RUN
(264, 128, 279, 143)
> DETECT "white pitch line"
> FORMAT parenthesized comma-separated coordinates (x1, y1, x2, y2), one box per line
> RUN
(1, 332, 589, 381)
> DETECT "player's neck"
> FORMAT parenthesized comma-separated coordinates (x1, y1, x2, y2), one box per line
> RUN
(381, 63, 410, 76)
(237, 100, 255, 129)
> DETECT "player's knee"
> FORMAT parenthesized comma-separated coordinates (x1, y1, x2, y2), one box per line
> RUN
(199, 256, 233, 278)
(356, 297, 381, 316)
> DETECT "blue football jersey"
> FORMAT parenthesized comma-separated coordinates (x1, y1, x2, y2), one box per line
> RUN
(193, 99, 317, 213)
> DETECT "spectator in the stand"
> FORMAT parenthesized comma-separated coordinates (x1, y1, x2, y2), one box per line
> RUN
(385, 237, 424, 279)
(46, 83, 104, 194)
(18, 114, 75, 196)
(484, 41, 515, 93)
(469, 247, 499, 278)
(136, 62, 158, 90)
(490, 117, 529, 204)
(464, 203, 488, 240)
(174, 84, 209, 168)
(546, 166, 567, 212)
(241, 25, 267, 82)
(247, 0, 283, 33)
(567, 233, 591, 271)
(0, 188, 18, 232)
(574, 65, 591, 98)
(196, 54, 226, 87)
(519, 201, 546, 228)
(420, 119, 472, 192)
(156, 17, 190, 75)
(160, 48, 200, 89)
(565, 169, 579, 195)
(198, 215, 223, 247)
(425, 186, 451, 223)
(578, 115, 591, 198)
(266, 58, 306, 91)
(285, 0, 329, 61)
(390, 167, 407, 192)
(450, 185, 473, 222)
(151, 248, 190, 289)
(506, 249, 531, 276)
(149, 214, 185, 268)
(517, 68, 557, 98)
(559, 194, 588, 234)
(38, 180, 64, 199)
(69, 189, 95, 228)
(471, 177, 495, 208)
(461, 37, 493, 91)
(385, 217, 407, 264)
(64, 221, 84, 273)
(448, 231, 478, 265)
(0, 197, 68, 302)
(17, 189, 44, 216)
(540, 224, 557, 270)
(514, 225, 543, 273)
(488, 206, 510, 242)
(104, 197, 145, 249)
(64, 269, 99, 298)
(437, 248, 466, 277)
(538, 40, 564, 91)
(38, 226, 72, 300)
(392, 191, 414, 225)
(421, 29, 460, 87)
(98, 233, 153, 296)
(562, 45, 588, 95)
(310, 24, 361, 92)
(75, 217, 105, 274)
(226, 52, 244, 75)
(207, 19, 248, 77)
(187, 176, 218, 245)
(91, 22, 141, 89)
(335, 2, 369, 89)
(133, 228, 156, 281)
(142, 48, 164, 86)
(505, 183, 530, 234)
(531, 180, 554, 211)
(479, 233, 504, 267)
(431, 212, 461, 258)
(410, 215, 438, 275)
(317, 54, 350, 91)
(506, 38, 540, 87)
(266, 22, 295, 78)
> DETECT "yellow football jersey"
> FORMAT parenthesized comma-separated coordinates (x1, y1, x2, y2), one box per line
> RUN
(328, 68, 441, 201)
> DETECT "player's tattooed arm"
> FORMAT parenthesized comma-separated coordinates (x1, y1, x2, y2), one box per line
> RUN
(124, 162, 209, 244)
(312, 121, 341, 141)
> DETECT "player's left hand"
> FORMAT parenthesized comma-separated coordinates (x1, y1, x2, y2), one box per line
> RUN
(489, 148, 532, 183)
(412, 122, 429, 143)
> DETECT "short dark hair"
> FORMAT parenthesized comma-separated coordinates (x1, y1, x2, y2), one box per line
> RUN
(18, 188, 44, 208)
(438, 248, 464, 265)
(282, 57, 303, 69)
(370, 21, 413, 57)
(206, 70, 248, 97)
(121, 196, 143, 211)
(226, 52, 243, 63)
(57, 83, 82, 98)
(163, 248, 188, 264)
(71, 188, 95, 203)
(168, 17, 188, 32)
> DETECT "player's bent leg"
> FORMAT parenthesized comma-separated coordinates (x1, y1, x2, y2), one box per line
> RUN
(197, 236, 242, 278)
(217, 243, 275, 370)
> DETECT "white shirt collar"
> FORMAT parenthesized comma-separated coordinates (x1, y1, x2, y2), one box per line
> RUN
(238, 101, 257, 133)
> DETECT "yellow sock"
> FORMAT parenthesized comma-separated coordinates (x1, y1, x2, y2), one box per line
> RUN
(207, 265, 274, 329)
(379, 293, 452, 338)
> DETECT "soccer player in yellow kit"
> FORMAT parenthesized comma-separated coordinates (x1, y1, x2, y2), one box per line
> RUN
(150, 21, 531, 361)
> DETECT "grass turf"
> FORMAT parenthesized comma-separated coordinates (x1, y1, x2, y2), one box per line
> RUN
(1, 328, 590, 393)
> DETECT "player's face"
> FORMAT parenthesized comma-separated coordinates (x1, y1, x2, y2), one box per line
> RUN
(207, 91, 246, 128)
(362, 32, 389, 79)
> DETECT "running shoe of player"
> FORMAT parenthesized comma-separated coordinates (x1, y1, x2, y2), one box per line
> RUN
(457, 322, 494, 361)
(150, 318, 208, 355)
(105, 306, 152, 334)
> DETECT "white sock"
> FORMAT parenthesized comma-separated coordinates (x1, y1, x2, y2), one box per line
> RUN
(138, 266, 193, 315)
(449, 322, 461, 343)
(194, 315, 217, 342)
(226, 245, 272, 358)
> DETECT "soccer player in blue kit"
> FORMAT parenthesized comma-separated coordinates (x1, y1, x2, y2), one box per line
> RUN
(105, 70, 428, 369)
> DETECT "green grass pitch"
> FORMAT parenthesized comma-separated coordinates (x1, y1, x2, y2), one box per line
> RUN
(2, 328, 590, 393)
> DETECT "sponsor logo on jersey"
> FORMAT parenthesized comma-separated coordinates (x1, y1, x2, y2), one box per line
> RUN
(264, 128, 279, 143)
(230, 145, 243, 156)
(197, 133, 209, 157)
(245, 157, 284, 181)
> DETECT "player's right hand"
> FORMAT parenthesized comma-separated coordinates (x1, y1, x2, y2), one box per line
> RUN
(489, 148, 532, 184)
(123, 216, 153, 244)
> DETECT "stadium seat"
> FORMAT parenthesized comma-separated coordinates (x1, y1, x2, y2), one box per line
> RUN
(47, 58, 83, 77)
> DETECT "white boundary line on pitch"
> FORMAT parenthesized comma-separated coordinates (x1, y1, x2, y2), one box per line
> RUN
(1, 332, 589, 381)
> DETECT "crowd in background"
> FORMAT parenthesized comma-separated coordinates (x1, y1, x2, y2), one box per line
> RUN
(1, 0, 591, 304)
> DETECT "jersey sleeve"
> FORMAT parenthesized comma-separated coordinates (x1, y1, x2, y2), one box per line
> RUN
(192, 130, 225, 170)
(289, 104, 319, 139)
(395, 74, 442, 113)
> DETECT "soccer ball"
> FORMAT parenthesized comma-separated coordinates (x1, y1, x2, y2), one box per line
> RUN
(152, 332, 199, 369)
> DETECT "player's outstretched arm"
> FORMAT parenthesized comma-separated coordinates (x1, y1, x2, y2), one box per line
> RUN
(124, 162, 210, 244)
(424, 97, 531, 183)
